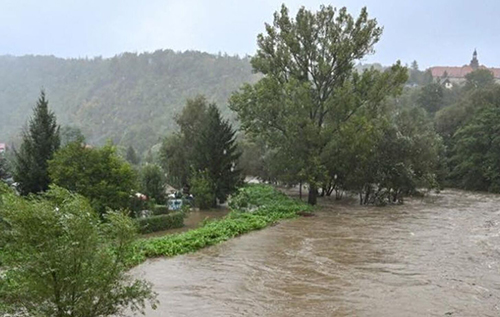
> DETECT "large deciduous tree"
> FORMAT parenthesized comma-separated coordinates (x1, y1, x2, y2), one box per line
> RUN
(230, 4, 407, 204)
(159, 96, 208, 189)
(14, 91, 60, 195)
(140, 164, 166, 204)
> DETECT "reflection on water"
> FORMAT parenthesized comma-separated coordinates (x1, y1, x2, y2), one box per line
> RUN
(130, 190, 500, 316)
(143, 208, 231, 238)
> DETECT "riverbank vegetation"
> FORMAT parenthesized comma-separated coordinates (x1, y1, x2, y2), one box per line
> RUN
(0, 184, 157, 315)
(128, 185, 310, 265)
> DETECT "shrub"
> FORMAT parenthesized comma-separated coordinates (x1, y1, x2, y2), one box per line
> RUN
(190, 169, 215, 209)
(135, 212, 184, 234)
(152, 204, 169, 215)
(0, 186, 157, 316)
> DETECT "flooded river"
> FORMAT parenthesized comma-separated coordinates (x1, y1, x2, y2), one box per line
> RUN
(130, 190, 500, 316)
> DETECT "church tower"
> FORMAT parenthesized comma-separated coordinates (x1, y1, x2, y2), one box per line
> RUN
(470, 49, 479, 70)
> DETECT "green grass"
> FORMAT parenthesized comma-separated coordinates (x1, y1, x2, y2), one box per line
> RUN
(127, 185, 311, 266)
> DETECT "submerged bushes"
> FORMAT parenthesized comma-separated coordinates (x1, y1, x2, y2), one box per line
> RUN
(128, 184, 310, 265)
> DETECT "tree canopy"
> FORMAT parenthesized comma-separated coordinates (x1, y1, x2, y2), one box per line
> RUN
(48, 141, 136, 215)
(230, 4, 408, 204)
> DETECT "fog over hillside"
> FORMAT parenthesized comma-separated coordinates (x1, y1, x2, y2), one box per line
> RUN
(0, 50, 258, 153)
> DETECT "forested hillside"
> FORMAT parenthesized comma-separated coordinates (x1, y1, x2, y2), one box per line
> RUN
(0, 50, 258, 153)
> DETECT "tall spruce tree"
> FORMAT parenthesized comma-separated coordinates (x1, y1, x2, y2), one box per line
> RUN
(14, 91, 60, 195)
(193, 104, 241, 206)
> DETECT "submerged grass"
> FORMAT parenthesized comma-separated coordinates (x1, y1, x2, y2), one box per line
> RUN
(127, 185, 311, 266)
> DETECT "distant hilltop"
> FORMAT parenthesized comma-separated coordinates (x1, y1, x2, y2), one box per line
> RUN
(430, 50, 500, 83)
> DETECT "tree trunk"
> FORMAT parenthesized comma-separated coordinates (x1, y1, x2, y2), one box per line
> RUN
(308, 184, 317, 205)
(299, 182, 302, 200)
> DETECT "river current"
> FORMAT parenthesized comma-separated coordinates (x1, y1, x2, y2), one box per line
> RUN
(130, 190, 500, 316)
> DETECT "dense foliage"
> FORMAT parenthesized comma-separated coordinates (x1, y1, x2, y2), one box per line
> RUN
(0, 51, 257, 154)
(0, 185, 157, 316)
(190, 169, 216, 209)
(160, 97, 242, 208)
(140, 164, 166, 204)
(48, 141, 136, 215)
(159, 96, 208, 189)
(193, 104, 242, 205)
(129, 185, 311, 265)
(13, 91, 60, 195)
(437, 84, 500, 192)
(0, 154, 9, 181)
(230, 4, 408, 204)
(135, 212, 185, 234)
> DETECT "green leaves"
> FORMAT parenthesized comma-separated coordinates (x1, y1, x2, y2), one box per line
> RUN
(140, 164, 166, 204)
(160, 97, 242, 207)
(230, 4, 407, 204)
(48, 141, 137, 215)
(0, 187, 157, 316)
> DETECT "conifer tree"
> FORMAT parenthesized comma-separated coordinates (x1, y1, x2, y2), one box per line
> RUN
(193, 104, 241, 206)
(14, 91, 60, 195)
(126, 145, 140, 165)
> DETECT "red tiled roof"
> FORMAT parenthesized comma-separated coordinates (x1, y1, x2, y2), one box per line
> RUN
(430, 65, 500, 79)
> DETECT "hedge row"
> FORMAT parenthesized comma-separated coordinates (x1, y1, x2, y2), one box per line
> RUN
(152, 205, 169, 215)
(135, 212, 184, 234)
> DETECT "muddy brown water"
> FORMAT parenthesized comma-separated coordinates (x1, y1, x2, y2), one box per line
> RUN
(130, 190, 500, 316)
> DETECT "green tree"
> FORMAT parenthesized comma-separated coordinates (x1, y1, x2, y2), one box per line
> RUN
(140, 164, 166, 204)
(417, 82, 444, 114)
(0, 186, 157, 316)
(48, 141, 136, 215)
(159, 96, 209, 189)
(126, 145, 141, 165)
(13, 91, 60, 195)
(0, 154, 9, 180)
(449, 86, 500, 192)
(464, 68, 495, 90)
(190, 169, 215, 209)
(193, 104, 242, 206)
(159, 134, 189, 189)
(230, 4, 407, 204)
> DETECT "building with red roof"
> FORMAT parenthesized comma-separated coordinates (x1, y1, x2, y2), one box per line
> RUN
(429, 50, 500, 85)
(0, 143, 6, 154)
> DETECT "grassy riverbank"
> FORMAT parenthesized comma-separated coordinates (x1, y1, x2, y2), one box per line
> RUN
(127, 185, 311, 266)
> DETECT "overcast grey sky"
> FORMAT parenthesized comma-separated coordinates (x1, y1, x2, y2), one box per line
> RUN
(1, 0, 499, 69)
